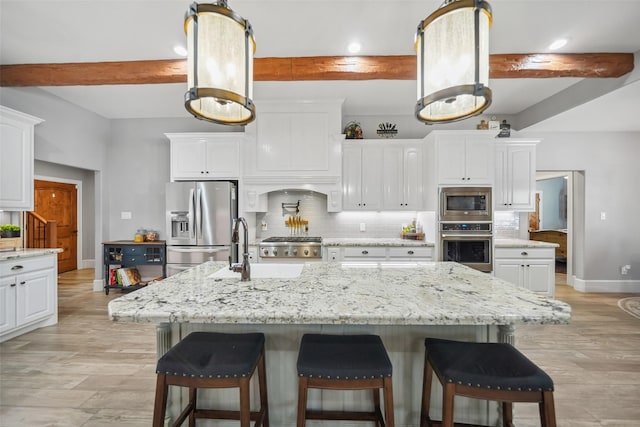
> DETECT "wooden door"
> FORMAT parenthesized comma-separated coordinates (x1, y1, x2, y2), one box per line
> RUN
(33, 180, 77, 273)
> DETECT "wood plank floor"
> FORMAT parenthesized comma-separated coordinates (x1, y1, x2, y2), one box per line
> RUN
(1, 269, 639, 426)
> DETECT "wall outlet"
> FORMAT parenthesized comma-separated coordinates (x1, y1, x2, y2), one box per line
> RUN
(600, 211, 606, 220)
(360, 223, 366, 232)
(261, 221, 268, 231)
(121, 211, 132, 220)
(621, 265, 631, 275)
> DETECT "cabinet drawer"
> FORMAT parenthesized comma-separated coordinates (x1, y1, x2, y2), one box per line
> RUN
(1, 255, 56, 277)
(342, 247, 386, 258)
(388, 247, 432, 259)
(494, 247, 555, 259)
(122, 246, 145, 256)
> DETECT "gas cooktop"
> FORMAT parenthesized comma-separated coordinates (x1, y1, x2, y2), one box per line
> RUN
(261, 237, 322, 243)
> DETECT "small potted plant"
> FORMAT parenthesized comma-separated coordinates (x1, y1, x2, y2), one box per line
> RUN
(0, 224, 21, 238)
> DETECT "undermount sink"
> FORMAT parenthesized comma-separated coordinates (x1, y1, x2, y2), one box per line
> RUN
(209, 263, 304, 279)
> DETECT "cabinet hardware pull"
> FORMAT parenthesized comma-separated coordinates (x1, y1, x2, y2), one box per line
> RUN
(10, 283, 16, 287)
(362, 250, 369, 255)
(11, 265, 24, 270)
(408, 250, 414, 255)
(20, 281, 26, 285)
(521, 252, 528, 256)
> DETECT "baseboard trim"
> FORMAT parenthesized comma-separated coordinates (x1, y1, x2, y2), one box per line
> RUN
(82, 259, 95, 269)
(573, 277, 640, 293)
(93, 279, 104, 293)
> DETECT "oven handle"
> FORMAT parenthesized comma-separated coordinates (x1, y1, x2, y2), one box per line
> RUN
(441, 233, 493, 238)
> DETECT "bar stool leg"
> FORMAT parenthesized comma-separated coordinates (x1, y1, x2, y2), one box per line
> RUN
(420, 355, 434, 427)
(540, 391, 556, 427)
(239, 377, 251, 427)
(257, 350, 269, 427)
(152, 374, 168, 427)
(188, 387, 197, 427)
(442, 382, 455, 427)
(296, 376, 309, 427)
(383, 376, 395, 427)
(502, 401, 513, 427)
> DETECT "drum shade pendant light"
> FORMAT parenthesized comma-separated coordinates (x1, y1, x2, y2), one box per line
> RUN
(184, 1, 256, 125)
(415, 0, 492, 124)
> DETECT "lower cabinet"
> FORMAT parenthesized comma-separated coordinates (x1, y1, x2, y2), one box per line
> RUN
(0, 254, 58, 342)
(325, 246, 433, 262)
(493, 247, 555, 296)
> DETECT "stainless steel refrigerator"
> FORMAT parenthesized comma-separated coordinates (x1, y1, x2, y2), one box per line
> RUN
(165, 181, 238, 276)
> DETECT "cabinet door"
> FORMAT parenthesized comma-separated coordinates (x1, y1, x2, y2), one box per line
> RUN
(464, 137, 494, 184)
(382, 145, 404, 209)
(360, 145, 383, 210)
(507, 145, 535, 210)
(204, 140, 240, 178)
(403, 145, 423, 209)
(524, 261, 554, 295)
(171, 139, 208, 179)
(494, 260, 523, 287)
(17, 269, 55, 326)
(256, 113, 291, 171)
(0, 276, 17, 334)
(437, 136, 467, 184)
(342, 145, 364, 210)
(0, 112, 37, 210)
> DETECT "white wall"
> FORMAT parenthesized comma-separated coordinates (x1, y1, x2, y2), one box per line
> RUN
(520, 131, 640, 286)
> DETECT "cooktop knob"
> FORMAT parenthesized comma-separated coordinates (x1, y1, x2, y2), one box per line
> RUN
(304, 249, 309, 256)
(313, 249, 318, 256)
(273, 249, 278, 256)
(263, 249, 269, 255)
(293, 249, 298, 256)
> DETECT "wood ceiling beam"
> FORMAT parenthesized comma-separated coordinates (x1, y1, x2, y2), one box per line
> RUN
(0, 53, 633, 87)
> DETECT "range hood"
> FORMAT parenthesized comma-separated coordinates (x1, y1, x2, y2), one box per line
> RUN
(242, 177, 341, 212)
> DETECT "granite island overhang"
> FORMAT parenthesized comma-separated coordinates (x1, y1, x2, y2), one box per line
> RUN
(108, 261, 571, 426)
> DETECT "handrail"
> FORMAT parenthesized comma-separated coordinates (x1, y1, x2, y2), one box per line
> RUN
(25, 212, 57, 249)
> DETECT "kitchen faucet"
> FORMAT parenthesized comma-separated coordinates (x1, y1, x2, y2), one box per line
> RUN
(230, 217, 250, 281)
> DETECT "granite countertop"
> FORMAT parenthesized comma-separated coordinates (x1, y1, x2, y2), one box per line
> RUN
(494, 238, 559, 248)
(0, 248, 63, 261)
(322, 237, 435, 247)
(108, 261, 570, 326)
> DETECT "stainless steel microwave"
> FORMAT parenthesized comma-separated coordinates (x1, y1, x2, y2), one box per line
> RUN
(440, 187, 492, 222)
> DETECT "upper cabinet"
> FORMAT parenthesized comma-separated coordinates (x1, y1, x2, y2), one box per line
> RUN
(342, 141, 384, 210)
(432, 133, 494, 185)
(494, 139, 539, 211)
(0, 106, 44, 211)
(382, 141, 423, 210)
(166, 132, 243, 181)
(423, 131, 495, 210)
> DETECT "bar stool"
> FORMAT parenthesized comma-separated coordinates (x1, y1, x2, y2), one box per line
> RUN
(420, 337, 556, 427)
(296, 333, 395, 427)
(152, 331, 269, 427)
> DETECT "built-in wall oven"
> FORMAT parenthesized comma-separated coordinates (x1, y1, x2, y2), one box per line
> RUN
(440, 222, 493, 272)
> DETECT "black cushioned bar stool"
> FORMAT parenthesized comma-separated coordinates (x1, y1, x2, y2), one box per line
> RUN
(421, 337, 556, 427)
(296, 333, 395, 427)
(152, 331, 269, 427)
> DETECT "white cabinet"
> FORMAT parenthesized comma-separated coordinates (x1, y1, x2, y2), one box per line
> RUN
(494, 247, 555, 296)
(0, 106, 44, 211)
(167, 132, 242, 180)
(382, 142, 423, 210)
(342, 141, 384, 210)
(325, 245, 433, 262)
(431, 133, 494, 185)
(495, 141, 538, 211)
(0, 254, 58, 342)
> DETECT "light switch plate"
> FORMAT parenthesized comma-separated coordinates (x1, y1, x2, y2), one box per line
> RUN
(121, 211, 132, 220)
(360, 223, 366, 232)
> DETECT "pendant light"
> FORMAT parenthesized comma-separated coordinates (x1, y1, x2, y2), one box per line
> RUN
(184, 1, 256, 125)
(415, 0, 492, 124)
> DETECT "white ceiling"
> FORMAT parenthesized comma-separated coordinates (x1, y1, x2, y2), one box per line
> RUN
(1, 0, 640, 131)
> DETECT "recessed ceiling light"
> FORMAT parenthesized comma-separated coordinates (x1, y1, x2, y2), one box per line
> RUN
(347, 42, 361, 54)
(174, 45, 188, 57)
(548, 38, 568, 51)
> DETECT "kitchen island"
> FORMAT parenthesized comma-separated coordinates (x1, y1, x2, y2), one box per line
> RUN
(108, 261, 570, 427)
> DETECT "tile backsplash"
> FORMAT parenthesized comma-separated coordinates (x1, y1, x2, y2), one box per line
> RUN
(256, 190, 424, 239)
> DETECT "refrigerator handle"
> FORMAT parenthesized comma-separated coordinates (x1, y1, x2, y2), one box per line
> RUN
(189, 188, 196, 239)
(196, 186, 203, 240)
